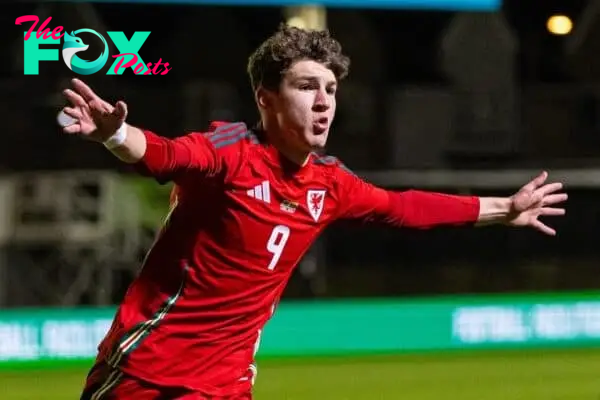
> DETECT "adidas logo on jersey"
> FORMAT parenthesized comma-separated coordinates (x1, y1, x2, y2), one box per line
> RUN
(247, 181, 271, 204)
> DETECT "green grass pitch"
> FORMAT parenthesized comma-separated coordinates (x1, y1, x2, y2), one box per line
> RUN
(1, 349, 599, 399)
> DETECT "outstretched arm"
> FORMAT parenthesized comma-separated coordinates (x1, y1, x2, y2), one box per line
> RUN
(60, 78, 222, 183)
(337, 176, 481, 228)
(337, 169, 567, 235)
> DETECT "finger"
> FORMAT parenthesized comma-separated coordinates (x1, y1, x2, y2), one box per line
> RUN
(90, 107, 113, 124)
(532, 220, 556, 236)
(88, 99, 114, 124)
(522, 171, 548, 192)
(542, 193, 568, 206)
(539, 182, 563, 196)
(63, 124, 81, 134)
(90, 98, 113, 113)
(63, 106, 82, 120)
(72, 78, 100, 103)
(540, 207, 565, 216)
(63, 89, 87, 108)
(114, 101, 128, 122)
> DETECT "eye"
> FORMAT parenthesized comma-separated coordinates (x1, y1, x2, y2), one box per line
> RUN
(327, 87, 337, 95)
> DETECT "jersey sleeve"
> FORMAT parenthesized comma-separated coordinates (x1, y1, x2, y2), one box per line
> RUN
(133, 122, 247, 185)
(335, 167, 480, 229)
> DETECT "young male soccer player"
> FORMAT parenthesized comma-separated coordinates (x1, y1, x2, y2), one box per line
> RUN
(60, 24, 567, 400)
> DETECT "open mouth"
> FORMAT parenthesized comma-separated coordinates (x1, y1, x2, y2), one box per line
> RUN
(313, 117, 329, 134)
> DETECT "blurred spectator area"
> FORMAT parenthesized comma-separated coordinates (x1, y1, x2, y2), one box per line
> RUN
(1, 1, 599, 173)
(2, 1, 600, 307)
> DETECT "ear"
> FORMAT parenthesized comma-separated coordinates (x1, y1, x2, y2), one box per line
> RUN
(256, 87, 273, 110)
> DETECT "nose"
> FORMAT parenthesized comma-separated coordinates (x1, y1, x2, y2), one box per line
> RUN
(312, 89, 330, 112)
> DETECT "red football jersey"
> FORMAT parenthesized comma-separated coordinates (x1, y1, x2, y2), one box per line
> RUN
(96, 122, 479, 396)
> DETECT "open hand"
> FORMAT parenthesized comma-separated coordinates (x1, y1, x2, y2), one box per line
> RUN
(60, 78, 128, 142)
(507, 171, 567, 236)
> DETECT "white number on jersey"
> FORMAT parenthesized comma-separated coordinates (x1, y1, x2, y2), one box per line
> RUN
(266, 225, 290, 270)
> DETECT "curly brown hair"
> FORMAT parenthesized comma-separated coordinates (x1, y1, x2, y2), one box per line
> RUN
(247, 23, 350, 92)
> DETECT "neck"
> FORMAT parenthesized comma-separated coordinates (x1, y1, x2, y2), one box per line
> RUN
(262, 120, 311, 166)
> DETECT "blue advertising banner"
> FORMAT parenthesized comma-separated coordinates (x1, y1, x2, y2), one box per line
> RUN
(54, 0, 501, 12)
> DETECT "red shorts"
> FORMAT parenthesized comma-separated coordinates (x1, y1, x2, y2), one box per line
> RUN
(80, 362, 252, 400)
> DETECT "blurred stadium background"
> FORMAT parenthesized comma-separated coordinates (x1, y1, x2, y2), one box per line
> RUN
(2, 0, 600, 398)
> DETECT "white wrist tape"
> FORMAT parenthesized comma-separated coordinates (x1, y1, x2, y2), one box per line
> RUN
(103, 123, 128, 150)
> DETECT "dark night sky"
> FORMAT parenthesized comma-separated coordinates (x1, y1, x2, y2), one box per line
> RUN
(1, 1, 591, 82)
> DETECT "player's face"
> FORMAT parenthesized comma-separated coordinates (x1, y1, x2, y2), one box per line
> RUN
(272, 60, 337, 152)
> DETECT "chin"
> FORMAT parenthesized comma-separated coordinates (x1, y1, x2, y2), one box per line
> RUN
(309, 142, 327, 154)
(309, 135, 328, 149)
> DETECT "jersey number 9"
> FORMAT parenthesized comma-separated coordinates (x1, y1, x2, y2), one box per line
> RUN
(266, 225, 290, 270)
